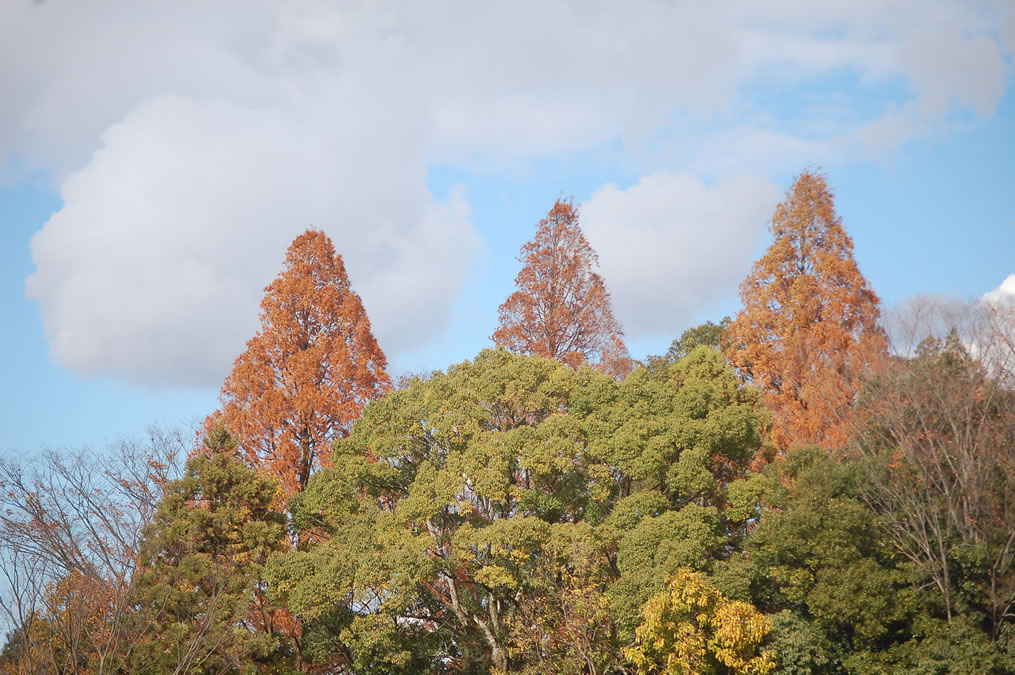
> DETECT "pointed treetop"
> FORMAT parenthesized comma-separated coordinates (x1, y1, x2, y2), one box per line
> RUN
(493, 198, 632, 378)
(724, 170, 885, 451)
(211, 229, 390, 497)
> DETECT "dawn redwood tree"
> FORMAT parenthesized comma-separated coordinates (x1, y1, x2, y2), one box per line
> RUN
(493, 198, 632, 378)
(215, 230, 390, 497)
(724, 170, 885, 451)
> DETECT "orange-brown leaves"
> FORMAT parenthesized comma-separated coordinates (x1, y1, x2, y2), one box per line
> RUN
(493, 198, 632, 378)
(724, 171, 885, 451)
(216, 230, 390, 497)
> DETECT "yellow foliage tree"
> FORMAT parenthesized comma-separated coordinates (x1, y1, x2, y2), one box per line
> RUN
(625, 569, 774, 675)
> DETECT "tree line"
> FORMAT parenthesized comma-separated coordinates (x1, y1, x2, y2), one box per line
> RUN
(2, 171, 1014, 673)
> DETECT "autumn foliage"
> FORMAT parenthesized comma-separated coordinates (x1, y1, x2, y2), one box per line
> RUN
(7, 171, 1015, 672)
(854, 327, 1015, 638)
(625, 569, 774, 674)
(493, 198, 632, 378)
(214, 230, 390, 497)
(724, 171, 885, 451)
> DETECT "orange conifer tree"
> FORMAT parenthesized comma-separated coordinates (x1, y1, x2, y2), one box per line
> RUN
(493, 198, 632, 378)
(215, 230, 390, 497)
(724, 170, 885, 451)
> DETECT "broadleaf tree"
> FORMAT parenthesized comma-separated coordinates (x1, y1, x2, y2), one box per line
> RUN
(853, 329, 1015, 641)
(265, 347, 768, 671)
(267, 350, 620, 672)
(493, 198, 632, 379)
(724, 170, 885, 451)
(624, 568, 774, 675)
(213, 229, 391, 497)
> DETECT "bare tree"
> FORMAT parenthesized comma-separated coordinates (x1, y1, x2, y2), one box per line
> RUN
(0, 542, 49, 673)
(0, 426, 185, 673)
(853, 299, 1015, 638)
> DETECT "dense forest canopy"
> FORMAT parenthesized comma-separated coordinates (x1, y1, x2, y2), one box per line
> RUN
(2, 171, 1014, 673)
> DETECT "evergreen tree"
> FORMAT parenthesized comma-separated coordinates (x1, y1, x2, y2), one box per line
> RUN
(131, 435, 292, 672)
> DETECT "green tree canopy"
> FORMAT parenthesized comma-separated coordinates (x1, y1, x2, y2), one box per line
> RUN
(130, 430, 293, 672)
(266, 347, 767, 671)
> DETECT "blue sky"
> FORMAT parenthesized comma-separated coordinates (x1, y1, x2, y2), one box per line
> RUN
(2, 1, 1014, 452)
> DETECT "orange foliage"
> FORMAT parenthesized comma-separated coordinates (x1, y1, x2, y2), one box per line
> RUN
(213, 230, 390, 497)
(493, 198, 632, 378)
(724, 170, 885, 451)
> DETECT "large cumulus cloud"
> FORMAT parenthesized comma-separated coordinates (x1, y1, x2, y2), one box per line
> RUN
(26, 94, 477, 387)
(581, 174, 779, 338)
(3, 0, 1012, 386)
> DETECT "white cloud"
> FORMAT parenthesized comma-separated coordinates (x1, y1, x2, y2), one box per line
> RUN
(983, 274, 1015, 307)
(26, 95, 477, 387)
(581, 173, 779, 339)
(1003, 6, 1015, 58)
(0, 1, 282, 181)
(3, 1, 1009, 177)
(899, 32, 1006, 117)
(4, 0, 1013, 386)
(980, 276, 1015, 383)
